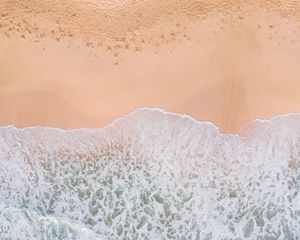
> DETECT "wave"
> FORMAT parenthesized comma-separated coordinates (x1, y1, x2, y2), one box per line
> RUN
(0, 108, 299, 239)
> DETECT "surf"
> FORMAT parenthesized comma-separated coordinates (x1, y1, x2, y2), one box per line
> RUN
(0, 108, 299, 239)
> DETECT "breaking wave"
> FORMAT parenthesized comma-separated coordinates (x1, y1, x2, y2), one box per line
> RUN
(0, 108, 299, 239)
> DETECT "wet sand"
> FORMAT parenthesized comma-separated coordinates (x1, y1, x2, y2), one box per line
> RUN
(0, 0, 300, 133)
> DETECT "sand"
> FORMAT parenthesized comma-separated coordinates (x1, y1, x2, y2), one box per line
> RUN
(0, 0, 300, 133)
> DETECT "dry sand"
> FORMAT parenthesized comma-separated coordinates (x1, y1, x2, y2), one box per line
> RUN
(0, 0, 300, 133)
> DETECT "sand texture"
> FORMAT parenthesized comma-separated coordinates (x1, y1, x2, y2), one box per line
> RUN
(1, 0, 300, 132)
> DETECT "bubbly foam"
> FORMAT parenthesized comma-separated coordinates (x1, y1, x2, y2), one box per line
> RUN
(0, 108, 299, 239)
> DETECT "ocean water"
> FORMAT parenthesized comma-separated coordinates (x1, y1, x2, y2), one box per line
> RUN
(0, 108, 299, 240)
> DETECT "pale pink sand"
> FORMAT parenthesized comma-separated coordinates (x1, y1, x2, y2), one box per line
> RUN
(1, 1, 300, 133)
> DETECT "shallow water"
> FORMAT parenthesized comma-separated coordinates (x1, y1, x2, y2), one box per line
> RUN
(0, 108, 299, 239)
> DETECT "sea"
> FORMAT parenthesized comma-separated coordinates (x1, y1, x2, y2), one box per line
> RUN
(0, 108, 299, 239)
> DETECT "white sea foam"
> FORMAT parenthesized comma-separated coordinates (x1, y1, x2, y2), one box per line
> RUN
(0, 108, 299, 239)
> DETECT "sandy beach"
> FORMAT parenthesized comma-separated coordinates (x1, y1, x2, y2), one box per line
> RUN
(1, 0, 300, 133)
(1, 2, 300, 238)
